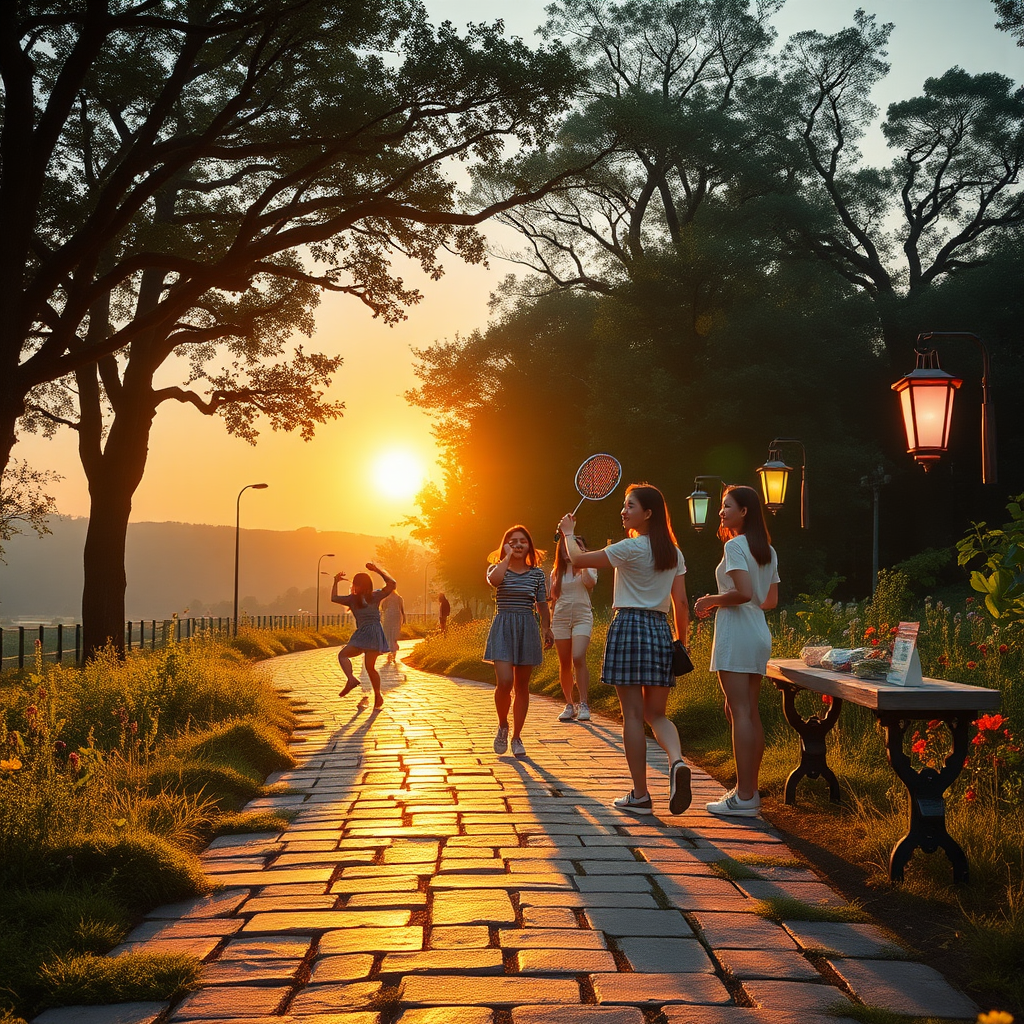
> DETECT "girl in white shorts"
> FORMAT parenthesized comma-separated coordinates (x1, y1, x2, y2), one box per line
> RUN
(549, 534, 597, 722)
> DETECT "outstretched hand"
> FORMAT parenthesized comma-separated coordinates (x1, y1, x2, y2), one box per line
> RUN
(365, 561, 379, 573)
(334, 570, 348, 583)
(558, 513, 576, 537)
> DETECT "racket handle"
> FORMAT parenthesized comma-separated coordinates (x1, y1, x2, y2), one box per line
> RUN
(571, 497, 585, 517)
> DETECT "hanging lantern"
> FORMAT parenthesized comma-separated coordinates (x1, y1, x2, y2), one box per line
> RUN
(687, 487, 711, 532)
(891, 348, 962, 471)
(757, 450, 791, 513)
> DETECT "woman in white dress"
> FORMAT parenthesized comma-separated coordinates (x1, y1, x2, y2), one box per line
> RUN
(694, 485, 779, 817)
(549, 534, 597, 723)
(380, 590, 405, 665)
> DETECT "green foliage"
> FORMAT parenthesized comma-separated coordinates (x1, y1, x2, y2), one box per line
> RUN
(890, 548, 956, 594)
(958, 494, 1024, 627)
(755, 896, 870, 923)
(37, 951, 200, 1008)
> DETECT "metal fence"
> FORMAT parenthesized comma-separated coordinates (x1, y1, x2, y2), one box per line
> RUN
(0, 611, 437, 671)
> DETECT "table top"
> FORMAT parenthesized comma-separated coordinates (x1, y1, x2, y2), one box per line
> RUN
(766, 658, 1002, 712)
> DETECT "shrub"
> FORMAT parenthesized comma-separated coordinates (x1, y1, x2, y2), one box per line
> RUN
(36, 951, 200, 1007)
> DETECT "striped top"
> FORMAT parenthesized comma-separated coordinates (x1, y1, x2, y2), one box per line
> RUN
(493, 567, 547, 612)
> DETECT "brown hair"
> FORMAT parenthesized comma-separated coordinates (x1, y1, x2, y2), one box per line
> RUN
(350, 571, 373, 608)
(718, 485, 772, 566)
(626, 483, 679, 572)
(550, 534, 587, 602)
(489, 525, 544, 568)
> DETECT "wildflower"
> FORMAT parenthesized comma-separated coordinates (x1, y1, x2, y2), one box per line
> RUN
(25, 705, 38, 720)
(912, 739, 927, 755)
(976, 714, 1006, 731)
(871, 639, 880, 647)
(979, 644, 989, 656)
(964, 787, 977, 803)
(890, 626, 899, 635)
(864, 626, 876, 637)
(54, 741, 66, 754)
(973, 734, 987, 746)
(938, 654, 949, 667)
(966, 597, 975, 604)
(976, 1012, 1012, 1024)
(967, 661, 978, 670)
(68, 751, 81, 772)
(999, 644, 1008, 654)
(822, 694, 833, 706)
(927, 720, 943, 731)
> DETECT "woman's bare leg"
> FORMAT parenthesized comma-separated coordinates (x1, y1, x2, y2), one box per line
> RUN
(554, 638, 575, 704)
(511, 665, 532, 738)
(642, 685, 683, 764)
(718, 671, 764, 799)
(615, 685, 649, 798)
(572, 634, 591, 703)
(493, 661, 514, 726)
(337, 644, 364, 695)
(365, 653, 383, 707)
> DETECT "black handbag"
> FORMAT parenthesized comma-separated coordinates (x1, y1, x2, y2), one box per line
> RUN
(671, 640, 694, 676)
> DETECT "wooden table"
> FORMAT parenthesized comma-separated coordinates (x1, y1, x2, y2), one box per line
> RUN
(765, 658, 1002, 883)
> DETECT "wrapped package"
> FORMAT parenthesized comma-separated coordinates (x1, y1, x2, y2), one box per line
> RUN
(800, 646, 833, 668)
(851, 658, 890, 679)
(820, 647, 870, 672)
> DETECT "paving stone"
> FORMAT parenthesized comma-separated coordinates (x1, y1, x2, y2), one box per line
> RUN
(241, 896, 338, 913)
(287, 982, 382, 1014)
(125, 919, 244, 942)
(170, 984, 292, 1019)
(737, 879, 850, 908)
(617, 937, 715, 973)
(147, 891, 250, 919)
(429, 873, 571, 890)
(523, 907, 579, 928)
(783, 922, 907, 958)
(33, 1004, 167, 1024)
(743, 980, 852, 1012)
(431, 891, 516, 925)
(307, 955, 376, 982)
(717, 948, 821, 981)
(380, 949, 505, 973)
(212, 868, 333, 887)
(584, 908, 692, 937)
(573, 874, 653, 892)
(692, 912, 797, 950)
(826, 958, 978, 1017)
(498, 928, 608, 949)
(429, 926, 491, 948)
(108, 937, 222, 959)
(345, 892, 428, 909)
(512, 1009, 644, 1024)
(201, 958, 303, 985)
(331, 875, 422, 894)
(320, 926, 423, 954)
(661, 1011, 848, 1024)
(396, 1010, 492, 1024)
(220, 936, 312, 959)
(590, 972, 732, 1005)
(242, 910, 410, 932)
(400, 976, 580, 1006)
(517, 948, 618, 973)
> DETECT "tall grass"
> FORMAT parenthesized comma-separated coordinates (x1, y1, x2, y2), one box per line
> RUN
(0, 629, 307, 1019)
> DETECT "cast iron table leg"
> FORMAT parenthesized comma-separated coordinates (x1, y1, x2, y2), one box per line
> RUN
(878, 710, 973, 884)
(773, 680, 844, 805)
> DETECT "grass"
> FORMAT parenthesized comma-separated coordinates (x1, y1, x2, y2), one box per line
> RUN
(0, 626, 312, 1020)
(755, 895, 871, 923)
(824, 1005, 948, 1024)
(710, 858, 763, 880)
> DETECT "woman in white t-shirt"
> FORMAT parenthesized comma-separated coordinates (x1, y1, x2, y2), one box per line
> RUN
(694, 485, 780, 818)
(558, 483, 692, 817)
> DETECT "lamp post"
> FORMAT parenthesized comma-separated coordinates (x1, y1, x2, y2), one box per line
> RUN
(860, 466, 891, 594)
(891, 332, 996, 483)
(316, 553, 336, 631)
(756, 439, 808, 529)
(686, 476, 724, 532)
(233, 483, 268, 636)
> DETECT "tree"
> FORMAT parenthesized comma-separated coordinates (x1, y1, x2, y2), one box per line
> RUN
(373, 537, 424, 605)
(0, 458, 60, 562)
(994, 0, 1024, 44)
(3, 0, 594, 656)
(779, 12, 1024, 361)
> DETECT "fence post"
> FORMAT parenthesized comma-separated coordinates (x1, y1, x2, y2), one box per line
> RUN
(57, 623, 63, 663)
(75, 624, 81, 664)
(18, 626, 25, 668)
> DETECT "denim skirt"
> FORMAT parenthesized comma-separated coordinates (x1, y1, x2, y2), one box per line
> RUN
(601, 608, 674, 687)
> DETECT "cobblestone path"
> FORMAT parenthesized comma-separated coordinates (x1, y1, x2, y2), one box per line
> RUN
(36, 644, 979, 1024)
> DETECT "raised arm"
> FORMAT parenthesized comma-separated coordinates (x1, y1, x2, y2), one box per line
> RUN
(558, 513, 612, 568)
(486, 544, 513, 587)
(366, 561, 397, 598)
(330, 571, 353, 606)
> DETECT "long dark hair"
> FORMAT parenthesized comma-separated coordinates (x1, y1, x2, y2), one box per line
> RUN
(626, 483, 679, 572)
(350, 571, 373, 609)
(718, 484, 772, 566)
(550, 534, 586, 602)
(489, 524, 543, 568)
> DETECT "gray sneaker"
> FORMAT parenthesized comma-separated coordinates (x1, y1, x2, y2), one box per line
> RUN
(706, 791, 760, 817)
(493, 725, 509, 754)
(511, 736, 526, 759)
(576, 702, 591, 721)
(557, 703, 576, 722)
(612, 790, 653, 815)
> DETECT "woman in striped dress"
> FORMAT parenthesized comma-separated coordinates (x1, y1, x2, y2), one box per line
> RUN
(484, 525, 554, 759)
(558, 484, 692, 815)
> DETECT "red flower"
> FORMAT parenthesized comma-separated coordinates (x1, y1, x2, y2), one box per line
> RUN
(965, 788, 976, 802)
(68, 752, 80, 772)
(871, 638, 880, 647)
(976, 713, 1005, 731)
(999, 644, 1008, 654)
(890, 626, 898, 635)
(972, 734, 987, 745)
(967, 661, 978, 669)
(966, 597, 975, 604)
(927, 720, 943, 731)
(864, 626, 876, 636)
(912, 739, 927, 755)
(938, 655, 949, 666)
(822, 694, 833, 705)
(979, 644, 989, 656)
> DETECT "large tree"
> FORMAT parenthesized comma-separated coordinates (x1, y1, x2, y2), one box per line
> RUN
(2, 0, 595, 655)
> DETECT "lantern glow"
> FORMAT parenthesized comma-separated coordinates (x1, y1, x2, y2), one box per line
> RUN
(891, 348, 962, 472)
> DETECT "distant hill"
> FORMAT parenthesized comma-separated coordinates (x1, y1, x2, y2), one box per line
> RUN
(0, 518, 422, 620)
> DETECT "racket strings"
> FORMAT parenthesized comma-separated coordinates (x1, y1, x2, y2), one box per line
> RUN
(576, 455, 621, 499)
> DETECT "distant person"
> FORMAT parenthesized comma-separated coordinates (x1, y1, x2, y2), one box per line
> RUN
(380, 589, 406, 666)
(558, 483, 692, 816)
(695, 485, 779, 818)
(484, 525, 554, 759)
(549, 533, 596, 723)
(330, 562, 396, 709)
(438, 592, 451, 635)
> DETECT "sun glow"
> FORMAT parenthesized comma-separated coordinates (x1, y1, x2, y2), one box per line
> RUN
(372, 449, 426, 500)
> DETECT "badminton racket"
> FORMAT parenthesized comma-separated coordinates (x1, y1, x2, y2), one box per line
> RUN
(555, 453, 622, 541)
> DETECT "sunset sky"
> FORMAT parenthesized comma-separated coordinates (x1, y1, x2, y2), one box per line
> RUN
(14, 0, 1021, 539)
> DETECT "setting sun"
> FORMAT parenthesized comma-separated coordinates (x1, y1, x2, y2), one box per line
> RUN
(372, 449, 426, 500)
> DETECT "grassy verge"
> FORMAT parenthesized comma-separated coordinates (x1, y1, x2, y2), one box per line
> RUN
(0, 625, 323, 1021)
(404, 602, 1023, 1014)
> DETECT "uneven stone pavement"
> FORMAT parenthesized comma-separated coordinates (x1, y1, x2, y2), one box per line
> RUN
(34, 643, 979, 1024)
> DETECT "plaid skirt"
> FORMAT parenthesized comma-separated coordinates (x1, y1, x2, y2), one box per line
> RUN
(484, 609, 544, 666)
(601, 608, 674, 687)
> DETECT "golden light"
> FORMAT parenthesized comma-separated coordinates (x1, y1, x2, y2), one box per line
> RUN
(891, 348, 962, 472)
(372, 449, 425, 500)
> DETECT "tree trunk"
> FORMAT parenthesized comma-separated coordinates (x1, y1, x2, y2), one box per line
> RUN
(80, 380, 157, 661)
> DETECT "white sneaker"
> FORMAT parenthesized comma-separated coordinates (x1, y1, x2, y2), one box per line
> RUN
(558, 703, 576, 722)
(494, 725, 509, 754)
(511, 736, 526, 759)
(612, 790, 653, 815)
(706, 791, 761, 817)
(576, 702, 591, 722)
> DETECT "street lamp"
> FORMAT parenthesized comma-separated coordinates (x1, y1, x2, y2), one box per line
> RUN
(316, 553, 336, 631)
(891, 332, 996, 483)
(860, 466, 891, 594)
(686, 476, 724, 532)
(233, 483, 268, 636)
(756, 439, 809, 529)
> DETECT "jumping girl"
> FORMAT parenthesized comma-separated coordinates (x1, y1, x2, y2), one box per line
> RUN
(484, 525, 554, 759)
(549, 533, 596, 723)
(694, 485, 779, 817)
(331, 562, 397, 709)
(559, 483, 692, 815)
